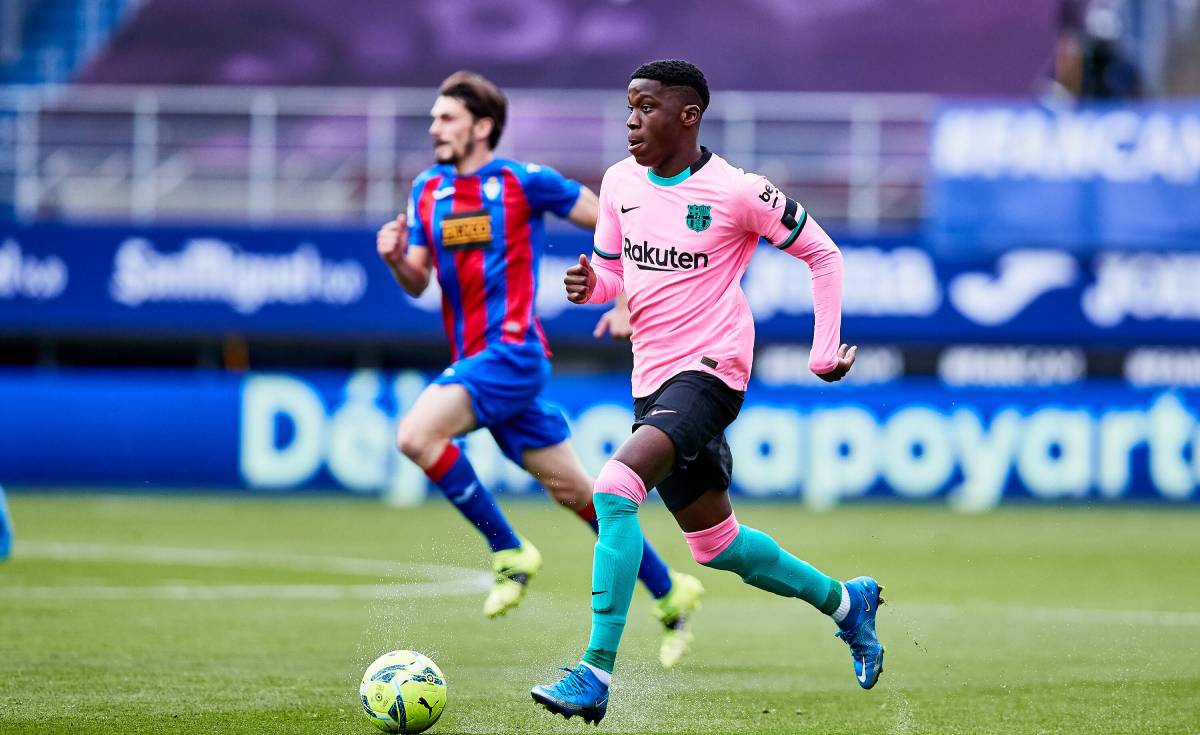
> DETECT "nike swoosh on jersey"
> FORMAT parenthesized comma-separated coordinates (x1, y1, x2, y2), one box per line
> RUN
(648, 408, 677, 416)
(620, 205, 640, 213)
(433, 187, 456, 199)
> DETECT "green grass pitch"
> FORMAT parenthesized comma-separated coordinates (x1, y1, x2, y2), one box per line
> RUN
(1, 494, 1197, 734)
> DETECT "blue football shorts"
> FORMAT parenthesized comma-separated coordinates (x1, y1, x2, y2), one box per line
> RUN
(432, 342, 571, 465)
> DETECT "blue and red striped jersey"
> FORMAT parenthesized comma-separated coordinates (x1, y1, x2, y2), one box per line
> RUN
(407, 158, 581, 361)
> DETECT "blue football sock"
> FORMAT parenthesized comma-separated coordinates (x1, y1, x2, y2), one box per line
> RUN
(0, 484, 11, 561)
(425, 444, 520, 553)
(635, 539, 673, 600)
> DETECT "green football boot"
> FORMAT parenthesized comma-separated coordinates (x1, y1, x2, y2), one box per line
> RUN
(651, 570, 705, 668)
(483, 536, 542, 618)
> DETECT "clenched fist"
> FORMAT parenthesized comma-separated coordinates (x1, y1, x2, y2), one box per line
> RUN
(814, 344, 857, 383)
(564, 254, 596, 304)
(377, 214, 409, 267)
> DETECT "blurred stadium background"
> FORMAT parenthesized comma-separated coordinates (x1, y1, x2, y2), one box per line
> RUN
(2, 0, 1199, 506)
(1, 1, 1199, 733)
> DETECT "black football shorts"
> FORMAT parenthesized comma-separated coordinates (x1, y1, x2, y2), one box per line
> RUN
(631, 370, 745, 513)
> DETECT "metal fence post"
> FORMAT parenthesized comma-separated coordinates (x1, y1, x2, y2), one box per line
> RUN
(81, 0, 102, 63)
(248, 92, 277, 223)
(721, 92, 756, 173)
(602, 101, 627, 175)
(848, 98, 882, 232)
(131, 90, 158, 222)
(366, 93, 397, 221)
(14, 89, 39, 222)
(0, 1, 27, 64)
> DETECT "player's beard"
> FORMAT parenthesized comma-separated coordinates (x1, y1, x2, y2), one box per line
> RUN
(435, 138, 474, 166)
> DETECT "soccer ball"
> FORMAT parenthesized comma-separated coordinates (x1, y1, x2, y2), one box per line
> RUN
(358, 650, 447, 733)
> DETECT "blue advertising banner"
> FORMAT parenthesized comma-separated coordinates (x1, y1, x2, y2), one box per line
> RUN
(929, 100, 1200, 250)
(3, 223, 1200, 346)
(2, 368, 1198, 508)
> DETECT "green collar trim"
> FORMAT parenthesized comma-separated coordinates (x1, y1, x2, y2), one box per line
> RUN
(646, 146, 712, 187)
(647, 166, 692, 186)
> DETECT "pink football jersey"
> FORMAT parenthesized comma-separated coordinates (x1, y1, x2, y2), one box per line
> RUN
(589, 148, 843, 397)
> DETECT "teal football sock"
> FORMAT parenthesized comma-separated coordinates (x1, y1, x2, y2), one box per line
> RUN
(704, 525, 842, 614)
(581, 493, 644, 674)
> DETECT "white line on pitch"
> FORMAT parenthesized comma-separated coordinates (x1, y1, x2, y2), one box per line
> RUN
(0, 582, 490, 601)
(2, 540, 492, 601)
(15, 540, 479, 580)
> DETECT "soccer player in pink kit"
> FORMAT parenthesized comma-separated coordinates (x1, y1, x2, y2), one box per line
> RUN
(380, 71, 704, 669)
(532, 60, 885, 723)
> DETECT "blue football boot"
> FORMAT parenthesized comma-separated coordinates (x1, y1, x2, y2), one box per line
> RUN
(834, 576, 886, 689)
(0, 485, 11, 562)
(531, 664, 609, 725)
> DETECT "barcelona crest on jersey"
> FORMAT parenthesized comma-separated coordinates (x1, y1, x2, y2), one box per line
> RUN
(685, 204, 712, 232)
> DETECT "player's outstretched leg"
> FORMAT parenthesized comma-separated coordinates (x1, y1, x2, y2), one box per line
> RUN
(684, 512, 885, 689)
(575, 502, 703, 668)
(532, 459, 647, 723)
(525, 440, 704, 668)
(0, 484, 12, 562)
(422, 443, 540, 618)
(397, 385, 538, 619)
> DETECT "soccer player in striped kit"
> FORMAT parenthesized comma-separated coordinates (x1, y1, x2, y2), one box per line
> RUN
(532, 60, 885, 723)
(377, 71, 703, 668)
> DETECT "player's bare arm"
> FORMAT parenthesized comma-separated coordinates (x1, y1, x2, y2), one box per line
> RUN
(376, 213, 432, 296)
(566, 186, 599, 230)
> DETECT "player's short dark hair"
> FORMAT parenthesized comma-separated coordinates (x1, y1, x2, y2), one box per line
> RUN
(438, 70, 507, 149)
(630, 59, 710, 112)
